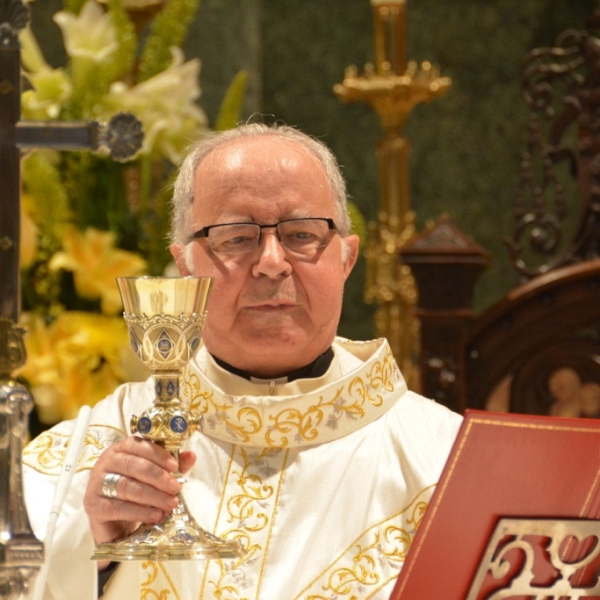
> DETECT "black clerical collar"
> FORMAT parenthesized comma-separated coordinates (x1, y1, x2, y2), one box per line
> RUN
(212, 347, 334, 382)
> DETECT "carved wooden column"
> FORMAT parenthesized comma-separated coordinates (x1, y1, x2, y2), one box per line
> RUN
(400, 215, 490, 413)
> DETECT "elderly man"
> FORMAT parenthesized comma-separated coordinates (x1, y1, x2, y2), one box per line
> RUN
(23, 123, 462, 599)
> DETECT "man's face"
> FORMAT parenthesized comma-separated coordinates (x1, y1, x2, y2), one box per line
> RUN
(170, 136, 359, 378)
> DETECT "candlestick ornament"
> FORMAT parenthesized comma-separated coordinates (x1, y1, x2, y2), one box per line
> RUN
(334, 0, 451, 388)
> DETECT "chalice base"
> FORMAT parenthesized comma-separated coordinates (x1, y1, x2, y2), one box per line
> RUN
(91, 493, 244, 561)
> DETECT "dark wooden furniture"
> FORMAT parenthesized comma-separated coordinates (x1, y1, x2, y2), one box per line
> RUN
(402, 8, 600, 418)
(403, 218, 600, 417)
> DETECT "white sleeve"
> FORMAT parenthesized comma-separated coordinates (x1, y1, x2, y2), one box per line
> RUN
(22, 379, 153, 600)
(42, 504, 98, 600)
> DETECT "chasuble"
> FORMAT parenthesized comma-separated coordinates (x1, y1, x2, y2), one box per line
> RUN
(22, 337, 461, 599)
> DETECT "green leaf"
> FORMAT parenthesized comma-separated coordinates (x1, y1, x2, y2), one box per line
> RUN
(348, 200, 367, 249)
(22, 151, 71, 244)
(138, 0, 200, 82)
(63, 0, 87, 15)
(105, 0, 137, 83)
(215, 70, 248, 132)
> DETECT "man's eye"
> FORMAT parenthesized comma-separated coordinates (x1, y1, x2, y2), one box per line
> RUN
(215, 235, 255, 250)
(227, 235, 254, 245)
(287, 231, 318, 243)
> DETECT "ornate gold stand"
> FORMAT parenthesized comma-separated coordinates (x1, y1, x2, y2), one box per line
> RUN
(334, 0, 450, 388)
(92, 277, 244, 561)
(0, 319, 44, 599)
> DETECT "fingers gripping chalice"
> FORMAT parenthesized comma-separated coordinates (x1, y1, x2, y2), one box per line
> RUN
(92, 277, 244, 561)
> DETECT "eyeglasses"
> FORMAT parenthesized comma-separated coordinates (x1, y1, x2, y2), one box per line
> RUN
(189, 217, 338, 256)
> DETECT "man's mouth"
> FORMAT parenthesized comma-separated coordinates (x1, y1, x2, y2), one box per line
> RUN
(245, 299, 298, 310)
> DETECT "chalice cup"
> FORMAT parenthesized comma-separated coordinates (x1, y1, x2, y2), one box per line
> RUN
(92, 276, 244, 561)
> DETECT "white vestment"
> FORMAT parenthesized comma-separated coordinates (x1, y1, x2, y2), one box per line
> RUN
(23, 337, 462, 600)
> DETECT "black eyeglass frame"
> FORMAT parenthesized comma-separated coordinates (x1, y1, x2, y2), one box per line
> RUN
(188, 217, 338, 254)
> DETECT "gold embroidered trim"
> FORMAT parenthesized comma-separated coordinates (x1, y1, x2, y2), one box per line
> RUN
(198, 446, 289, 599)
(138, 561, 183, 600)
(22, 424, 125, 475)
(294, 485, 435, 600)
(184, 372, 263, 444)
(183, 350, 401, 449)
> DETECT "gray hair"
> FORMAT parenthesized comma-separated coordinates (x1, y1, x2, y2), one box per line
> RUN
(170, 123, 352, 245)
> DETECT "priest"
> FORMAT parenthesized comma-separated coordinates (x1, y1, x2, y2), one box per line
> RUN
(23, 122, 462, 599)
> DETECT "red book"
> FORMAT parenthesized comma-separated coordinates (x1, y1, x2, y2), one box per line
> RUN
(390, 410, 600, 599)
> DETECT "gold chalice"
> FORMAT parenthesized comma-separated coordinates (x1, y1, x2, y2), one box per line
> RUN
(92, 276, 244, 561)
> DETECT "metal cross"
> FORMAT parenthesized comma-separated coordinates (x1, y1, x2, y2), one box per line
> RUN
(1, 0, 143, 324)
(0, 0, 142, 596)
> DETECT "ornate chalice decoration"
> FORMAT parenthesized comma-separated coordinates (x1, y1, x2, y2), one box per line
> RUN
(92, 276, 244, 561)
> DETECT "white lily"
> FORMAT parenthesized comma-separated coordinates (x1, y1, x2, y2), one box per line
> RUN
(21, 68, 72, 120)
(105, 48, 208, 162)
(20, 26, 48, 74)
(53, 0, 118, 63)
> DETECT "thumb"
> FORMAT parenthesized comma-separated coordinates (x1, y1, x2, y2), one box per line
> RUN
(179, 450, 197, 474)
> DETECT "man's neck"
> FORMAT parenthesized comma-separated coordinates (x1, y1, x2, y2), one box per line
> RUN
(212, 347, 335, 382)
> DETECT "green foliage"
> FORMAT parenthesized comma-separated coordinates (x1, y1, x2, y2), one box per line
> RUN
(22, 151, 71, 247)
(215, 70, 249, 131)
(105, 0, 137, 83)
(138, 0, 201, 82)
(21, 151, 72, 315)
(56, 2, 134, 118)
(63, 0, 87, 14)
(137, 159, 177, 275)
(347, 201, 367, 249)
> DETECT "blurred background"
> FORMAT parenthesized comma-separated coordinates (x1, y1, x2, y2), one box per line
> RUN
(21, 0, 596, 427)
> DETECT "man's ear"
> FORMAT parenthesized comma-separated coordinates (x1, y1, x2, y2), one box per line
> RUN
(169, 244, 192, 276)
(341, 234, 360, 281)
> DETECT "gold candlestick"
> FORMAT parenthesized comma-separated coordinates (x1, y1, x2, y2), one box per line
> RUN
(334, 0, 451, 388)
(372, 0, 407, 75)
(92, 277, 244, 562)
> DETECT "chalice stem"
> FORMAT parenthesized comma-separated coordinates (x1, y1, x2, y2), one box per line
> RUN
(90, 276, 244, 561)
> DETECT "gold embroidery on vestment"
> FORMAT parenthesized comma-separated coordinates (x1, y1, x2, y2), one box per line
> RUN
(185, 372, 262, 444)
(295, 486, 434, 600)
(197, 446, 289, 599)
(136, 344, 410, 598)
(182, 351, 399, 449)
(22, 424, 125, 474)
(138, 561, 178, 600)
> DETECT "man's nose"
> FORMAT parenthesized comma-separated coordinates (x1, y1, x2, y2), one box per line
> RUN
(251, 229, 292, 278)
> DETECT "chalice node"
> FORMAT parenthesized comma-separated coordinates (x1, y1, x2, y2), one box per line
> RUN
(92, 276, 244, 561)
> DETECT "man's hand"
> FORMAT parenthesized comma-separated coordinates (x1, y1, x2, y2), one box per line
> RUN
(83, 436, 196, 569)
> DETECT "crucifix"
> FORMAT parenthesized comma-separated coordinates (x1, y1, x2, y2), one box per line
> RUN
(0, 0, 143, 596)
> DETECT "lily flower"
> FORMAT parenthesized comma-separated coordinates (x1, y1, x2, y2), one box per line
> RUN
(105, 48, 208, 163)
(53, 0, 118, 63)
(17, 312, 146, 422)
(49, 227, 147, 314)
(19, 25, 72, 120)
(20, 26, 49, 74)
(21, 68, 72, 120)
